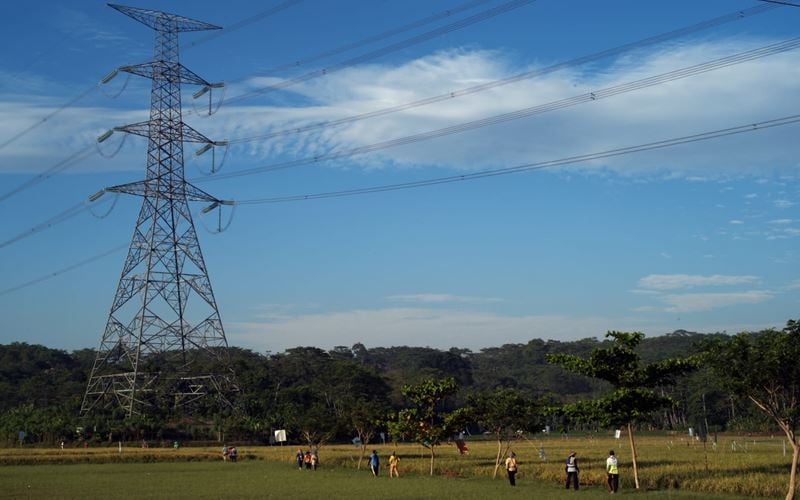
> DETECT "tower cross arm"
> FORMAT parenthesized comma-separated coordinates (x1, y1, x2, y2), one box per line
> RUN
(104, 179, 225, 203)
(120, 61, 217, 87)
(111, 121, 216, 144)
(109, 4, 221, 32)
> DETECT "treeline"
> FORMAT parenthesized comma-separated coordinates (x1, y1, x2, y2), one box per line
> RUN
(0, 330, 773, 446)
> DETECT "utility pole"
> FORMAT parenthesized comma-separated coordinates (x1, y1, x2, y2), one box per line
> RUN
(82, 4, 236, 417)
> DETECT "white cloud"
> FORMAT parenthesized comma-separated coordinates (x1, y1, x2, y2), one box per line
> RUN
(774, 199, 795, 208)
(3, 37, 800, 178)
(661, 290, 773, 313)
(729, 220, 744, 225)
(768, 219, 793, 225)
(385, 293, 501, 304)
(638, 274, 759, 291)
(229, 307, 638, 351)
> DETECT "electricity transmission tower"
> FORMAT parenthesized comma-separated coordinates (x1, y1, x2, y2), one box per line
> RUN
(82, 4, 237, 417)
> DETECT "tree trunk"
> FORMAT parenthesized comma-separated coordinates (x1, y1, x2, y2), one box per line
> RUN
(493, 438, 502, 479)
(358, 443, 366, 470)
(430, 446, 436, 476)
(628, 422, 640, 489)
(785, 436, 798, 500)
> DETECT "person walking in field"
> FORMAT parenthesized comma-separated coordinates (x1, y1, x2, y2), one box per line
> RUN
(222, 445, 229, 462)
(295, 448, 304, 469)
(230, 446, 238, 463)
(369, 450, 380, 477)
(388, 451, 400, 478)
(565, 451, 579, 490)
(304, 450, 312, 470)
(505, 451, 518, 486)
(606, 450, 619, 493)
(311, 450, 319, 471)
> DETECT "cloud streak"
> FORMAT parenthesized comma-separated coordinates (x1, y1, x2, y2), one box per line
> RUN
(638, 274, 760, 291)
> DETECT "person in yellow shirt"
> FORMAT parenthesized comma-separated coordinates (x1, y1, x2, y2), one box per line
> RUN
(606, 450, 619, 493)
(504, 451, 518, 486)
(388, 451, 400, 478)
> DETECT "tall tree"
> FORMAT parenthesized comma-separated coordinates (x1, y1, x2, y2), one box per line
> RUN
(546, 331, 697, 489)
(468, 389, 541, 479)
(390, 377, 466, 476)
(702, 320, 800, 500)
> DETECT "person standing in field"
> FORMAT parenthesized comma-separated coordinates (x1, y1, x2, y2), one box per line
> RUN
(222, 445, 229, 462)
(295, 449, 304, 469)
(304, 450, 312, 470)
(311, 450, 319, 471)
(606, 450, 619, 493)
(369, 450, 380, 476)
(230, 446, 238, 463)
(505, 451, 518, 486)
(388, 451, 400, 478)
(565, 451, 579, 490)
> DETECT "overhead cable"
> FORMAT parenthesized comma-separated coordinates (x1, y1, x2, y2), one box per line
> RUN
(202, 36, 800, 181)
(224, 0, 536, 105)
(0, 0, 303, 151)
(0, 244, 127, 297)
(226, 3, 778, 145)
(235, 114, 800, 205)
(237, 0, 493, 77)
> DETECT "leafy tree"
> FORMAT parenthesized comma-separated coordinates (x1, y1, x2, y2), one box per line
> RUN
(468, 389, 541, 478)
(702, 320, 800, 500)
(546, 331, 697, 489)
(390, 377, 467, 475)
(347, 397, 390, 469)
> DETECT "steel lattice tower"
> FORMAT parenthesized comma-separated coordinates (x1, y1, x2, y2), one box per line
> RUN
(82, 4, 236, 417)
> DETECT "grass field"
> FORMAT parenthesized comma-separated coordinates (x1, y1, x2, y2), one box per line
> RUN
(0, 433, 793, 499)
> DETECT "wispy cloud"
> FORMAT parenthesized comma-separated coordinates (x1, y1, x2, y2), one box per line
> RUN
(661, 290, 773, 313)
(2, 37, 800, 177)
(230, 307, 635, 351)
(774, 199, 795, 209)
(729, 220, 744, 225)
(768, 219, 793, 225)
(638, 274, 759, 291)
(385, 293, 501, 304)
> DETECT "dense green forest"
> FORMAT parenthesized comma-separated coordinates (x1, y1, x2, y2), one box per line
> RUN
(0, 330, 773, 446)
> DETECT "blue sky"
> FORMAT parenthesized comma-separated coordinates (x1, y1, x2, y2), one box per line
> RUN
(0, 0, 798, 353)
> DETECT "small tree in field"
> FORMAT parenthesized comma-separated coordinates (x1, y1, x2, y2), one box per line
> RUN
(390, 377, 466, 476)
(703, 320, 800, 500)
(546, 331, 697, 489)
(347, 397, 389, 470)
(468, 389, 541, 479)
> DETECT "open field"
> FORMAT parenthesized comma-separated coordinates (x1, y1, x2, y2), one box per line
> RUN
(0, 433, 792, 498)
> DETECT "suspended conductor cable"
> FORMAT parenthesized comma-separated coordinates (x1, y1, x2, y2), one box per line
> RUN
(225, 0, 536, 105)
(97, 71, 131, 99)
(0, 1, 303, 151)
(0, 244, 128, 298)
(0, 145, 96, 204)
(5, 114, 797, 298)
(234, 114, 800, 205)
(0, 200, 103, 250)
(202, 37, 800, 181)
(227, 3, 779, 145)
(243, 0, 493, 77)
(0, 85, 99, 150)
(182, 0, 305, 50)
(94, 132, 128, 159)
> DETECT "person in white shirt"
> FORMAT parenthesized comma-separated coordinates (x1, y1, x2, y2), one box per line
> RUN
(606, 450, 619, 493)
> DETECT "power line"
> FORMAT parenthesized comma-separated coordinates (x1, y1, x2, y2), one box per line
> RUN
(225, 3, 778, 145)
(237, 0, 493, 77)
(0, 1, 304, 151)
(0, 198, 109, 250)
(0, 145, 96, 204)
(235, 114, 800, 205)
(200, 36, 800, 181)
(758, 0, 800, 7)
(4, 35, 794, 249)
(1, 2, 776, 202)
(6, 113, 796, 298)
(182, 0, 304, 50)
(224, 0, 536, 105)
(0, 244, 127, 297)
